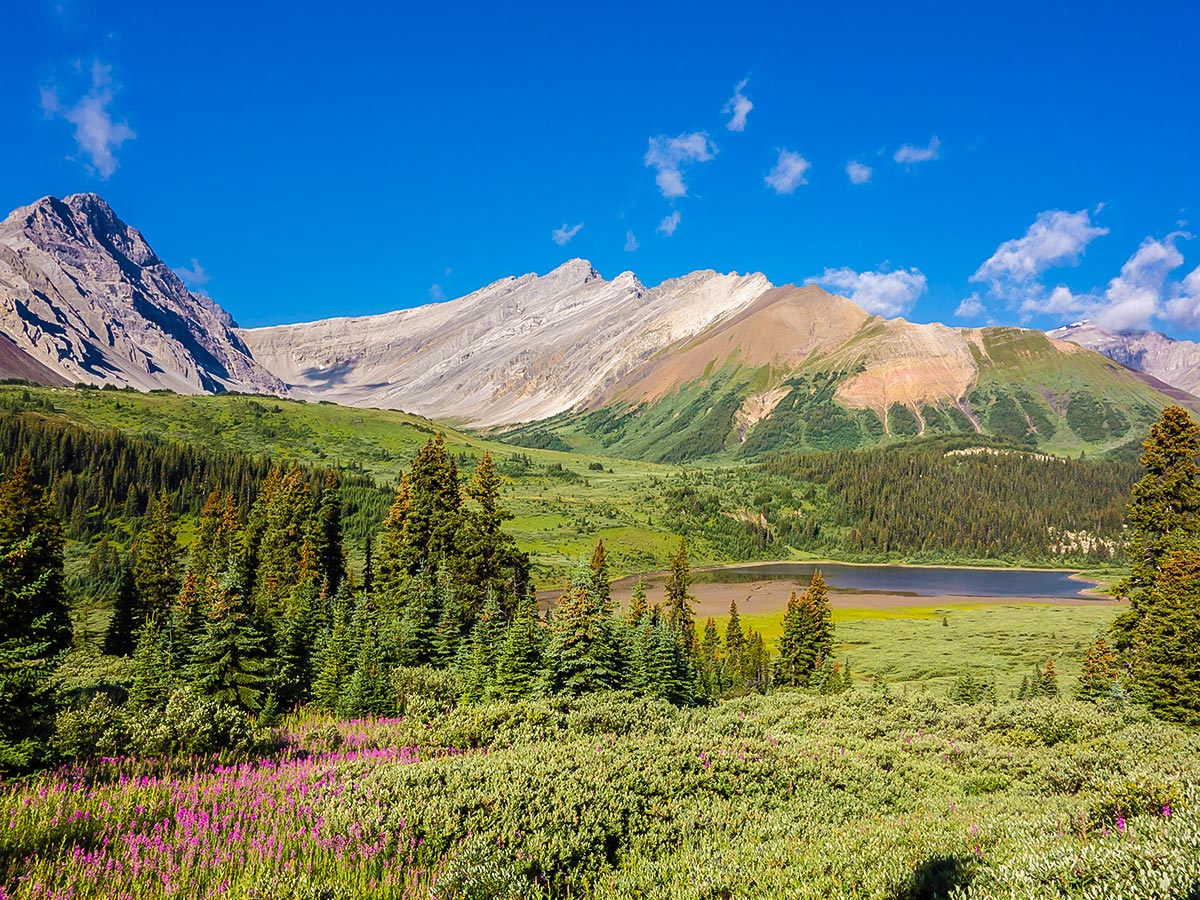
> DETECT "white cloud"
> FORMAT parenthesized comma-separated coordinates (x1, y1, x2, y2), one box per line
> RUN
(644, 132, 716, 199)
(624, 230, 639, 252)
(657, 211, 681, 237)
(972, 209, 1109, 292)
(1095, 235, 1186, 331)
(552, 222, 584, 246)
(807, 266, 927, 317)
(723, 78, 753, 132)
(1164, 266, 1200, 329)
(955, 293, 986, 319)
(846, 161, 872, 185)
(893, 136, 941, 165)
(765, 149, 810, 194)
(41, 59, 135, 179)
(173, 258, 210, 289)
(1021, 285, 1091, 320)
(429, 283, 446, 302)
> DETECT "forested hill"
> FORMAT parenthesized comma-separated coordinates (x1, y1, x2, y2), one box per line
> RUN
(660, 436, 1139, 567)
(0, 385, 1142, 576)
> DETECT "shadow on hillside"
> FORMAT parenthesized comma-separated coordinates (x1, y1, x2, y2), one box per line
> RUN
(888, 855, 971, 900)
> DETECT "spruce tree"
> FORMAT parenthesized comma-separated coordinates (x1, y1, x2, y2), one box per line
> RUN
(131, 490, 182, 626)
(191, 488, 240, 586)
(699, 617, 722, 698)
(1110, 406, 1200, 724)
(248, 466, 317, 620)
(313, 589, 354, 711)
(776, 589, 807, 686)
(102, 559, 139, 657)
(807, 571, 834, 663)
(1076, 636, 1121, 701)
(170, 569, 205, 674)
(190, 570, 268, 712)
(1039, 658, 1059, 697)
(340, 595, 392, 717)
(396, 571, 441, 666)
(627, 578, 649, 628)
(589, 538, 611, 609)
(458, 451, 528, 615)
(460, 591, 505, 704)
(0, 453, 72, 769)
(664, 538, 695, 648)
(1130, 551, 1200, 725)
(375, 434, 463, 585)
(312, 472, 347, 596)
(541, 570, 621, 697)
(492, 592, 544, 701)
(725, 598, 744, 679)
(1121, 405, 1200, 596)
(128, 617, 174, 710)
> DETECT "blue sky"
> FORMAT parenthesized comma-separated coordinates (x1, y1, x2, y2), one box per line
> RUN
(3, 1, 1198, 334)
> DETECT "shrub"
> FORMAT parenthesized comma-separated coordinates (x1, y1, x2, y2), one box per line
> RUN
(391, 665, 461, 719)
(127, 688, 256, 758)
(53, 694, 129, 761)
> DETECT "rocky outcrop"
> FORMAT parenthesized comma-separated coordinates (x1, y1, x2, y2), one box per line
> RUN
(0, 194, 284, 394)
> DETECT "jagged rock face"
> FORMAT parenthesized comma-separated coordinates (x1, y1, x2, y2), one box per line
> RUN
(241, 260, 773, 426)
(1048, 322, 1200, 397)
(0, 194, 284, 394)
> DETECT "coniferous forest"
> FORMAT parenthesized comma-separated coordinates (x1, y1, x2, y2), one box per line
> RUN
(1, 395, 1200, 898)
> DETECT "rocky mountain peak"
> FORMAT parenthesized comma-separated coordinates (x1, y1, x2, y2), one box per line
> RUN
(0, 194, 283, 394)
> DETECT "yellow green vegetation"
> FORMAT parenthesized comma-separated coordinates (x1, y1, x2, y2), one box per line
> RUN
(3, 692, 1197, 898)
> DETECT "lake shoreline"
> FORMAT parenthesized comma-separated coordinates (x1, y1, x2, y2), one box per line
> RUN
(534, 559, 1124, 617)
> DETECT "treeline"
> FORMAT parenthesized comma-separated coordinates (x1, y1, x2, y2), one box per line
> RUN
(0, 410, 392, 548)
(764, 436, 1138, 563)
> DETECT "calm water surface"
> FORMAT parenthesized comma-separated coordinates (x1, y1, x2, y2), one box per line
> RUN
(690, 563, 1091, 599)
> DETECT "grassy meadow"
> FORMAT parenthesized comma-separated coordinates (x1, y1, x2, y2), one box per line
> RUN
(2, 692, 1197, 899)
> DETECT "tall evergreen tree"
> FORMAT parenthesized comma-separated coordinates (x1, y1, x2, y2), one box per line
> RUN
(1076, 635, 1121, 701)
(1120, 405, 1200, 596)
(312, 472, 347, 596)
(1111, 406, 1200, 723)
(461, 591, 506, 704)
(189, 570, 269, 712)
(0, 453, 72, 769)
(725, 598, 744, 672)
(313, 588, 354, 711)
(493, 592, 544, 701)
(1128, 550, 1200, 725)
(132, 490, 182, 626)
(170, 570, 205, 673)
(589, 538, 611, 609)
(375, 434, 463, 585)
(541, 570, 621, 697)
(699, 617, 722, 697)
(664, 538, 695, 649)
(627, 578, 649, 628)
(247, 466, 317, 619)
(102, 558, 139, 657)
(128, 616, 174, 710)
(191, 488, 241, 586)
(807, 571, 834, 663)
(459, 451, 529, 614)
(340, 595, 393, 717)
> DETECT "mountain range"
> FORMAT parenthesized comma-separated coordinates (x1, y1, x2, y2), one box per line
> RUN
(0, 194, 1196, 460)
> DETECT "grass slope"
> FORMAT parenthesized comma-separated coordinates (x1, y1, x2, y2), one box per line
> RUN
(499, 329, 1182, 462)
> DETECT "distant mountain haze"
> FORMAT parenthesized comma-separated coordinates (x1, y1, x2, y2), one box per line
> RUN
(0, 195, 1195, 459)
